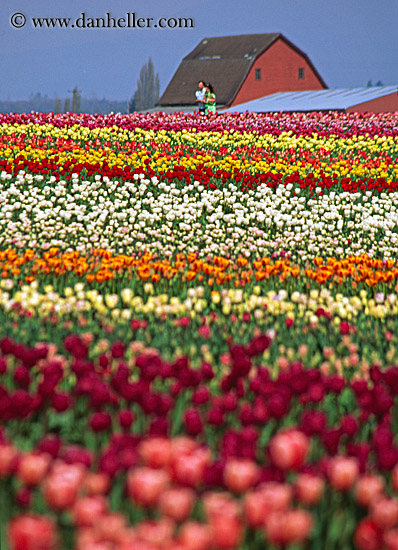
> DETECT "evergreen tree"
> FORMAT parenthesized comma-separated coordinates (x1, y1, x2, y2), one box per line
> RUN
(54, 99, 62, 114)
(69, 86, 82, 113)
(132, 57, 160, 112)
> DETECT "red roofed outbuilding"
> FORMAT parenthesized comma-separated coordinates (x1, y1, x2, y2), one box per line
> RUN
(157, 33, 327, 110)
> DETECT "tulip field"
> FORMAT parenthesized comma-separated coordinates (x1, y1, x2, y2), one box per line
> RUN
(1, 110, 398, 550)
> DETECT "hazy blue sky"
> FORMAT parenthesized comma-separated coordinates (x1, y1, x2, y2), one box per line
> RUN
(1, 0, 397, 101)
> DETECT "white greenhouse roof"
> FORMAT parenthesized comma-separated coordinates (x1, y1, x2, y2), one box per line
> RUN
(224, 86, 398, 113)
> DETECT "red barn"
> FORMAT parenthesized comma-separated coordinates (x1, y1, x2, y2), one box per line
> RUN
(157, 33, 327, 110)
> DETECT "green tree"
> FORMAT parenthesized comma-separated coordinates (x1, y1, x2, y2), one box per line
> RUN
(69, 86, 82, 113)
(54, 98, 62, 114)
(132, 57, 160, 112)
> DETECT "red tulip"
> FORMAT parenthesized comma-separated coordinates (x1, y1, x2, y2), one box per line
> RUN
(15, 487, 32, 508)
(264, 511, 287, 545)
(172, 448, 211, 487)
(169, 437, 199, 462)
(8, 514, 58, 550)
(283, 509, 314, 544)
(328, 456, 359, 492)
(371, 497, 398, 530)
(354, 474, 385, 508)
(294, 474, 325, 506)
(245, 491, 268, 529)
(384, 528, 398, 550)
(178, 521, 213, 550)
(42, 462, 85, 510)
(245, 482, 292, 528)
(127, 467, 169, 507)
(354, 517, 382, 550)
(138, 437, 172, 469)
(71, 496, 107, 527)
(158, 487, 195, 522)
(17, 452, 51, 487)
(223, 458, 259, 493)
(203, 492, 241, 522)
(265, 509, 313, 545)
(0, 443, 18, 477)
(94, 512, 127, 544)
(269, 429, 309, 470)
(83, 472, 110, 496)
(135, 518, 175, 548)
(209, 516, 243, 550)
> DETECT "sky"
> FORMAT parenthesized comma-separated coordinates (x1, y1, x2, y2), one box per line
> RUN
(0, 0, 397, 101)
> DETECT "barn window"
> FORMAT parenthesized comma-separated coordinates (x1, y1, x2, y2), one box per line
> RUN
(298, 67, 304, 80)
(255, 68, 261, 80)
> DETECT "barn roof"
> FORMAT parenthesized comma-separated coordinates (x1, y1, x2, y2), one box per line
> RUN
(223, 87, 398, 113)
(158, 33, 325, 107)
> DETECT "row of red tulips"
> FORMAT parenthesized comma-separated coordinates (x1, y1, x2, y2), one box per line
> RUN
(1, 111, 398, 137)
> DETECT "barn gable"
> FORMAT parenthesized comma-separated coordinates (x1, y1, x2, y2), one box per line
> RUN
(158, 33, 327, 108)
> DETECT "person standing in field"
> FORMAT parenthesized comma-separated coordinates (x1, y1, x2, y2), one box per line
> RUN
(204, 84, 216, 115)
(195, 81, 206, 115)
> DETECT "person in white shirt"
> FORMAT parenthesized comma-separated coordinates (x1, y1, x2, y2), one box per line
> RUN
(195, 81, 206, 115)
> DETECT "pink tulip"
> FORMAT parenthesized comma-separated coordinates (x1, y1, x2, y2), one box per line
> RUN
(371, 497, 398, 530)
(264, 509, 314, 545)
(83, 472, 110, 496)
(178, 521, 213, 550)
(0, 443, 18, 477)
(169, 437, 199, 462)
(72, 496, 107, 527)
(328, 456, 359, 492)
(245, 482, 292, 527)
(42, 462, 86, 510)
(294, 473, 325, 506)
(354, 474, 385, 508)
(158, 487, 195, 522)
(138, 437, 172, 469)
(17, 452, 51, 487)
(203, 492, 241, 522)
(223, 458, 259, 493)
(264, 511, 287, 545)
(135, 518, 175, 548)
(94, 512, 127, 544)
(8, 514, 58, 550)
(74, 528, 108, 550)
(269, 429, 309, 470)
(384, 528, 398, 550)
(172, 448, 211, 487)
(283, 509, 314, 543)
(209, 516, 243, 550)
(127, 467, 169, 507)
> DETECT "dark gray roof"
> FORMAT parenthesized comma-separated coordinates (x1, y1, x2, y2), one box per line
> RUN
(158, 33, 281, 106)
(223, 87, 398, 113)
(186, 33, 280, 60)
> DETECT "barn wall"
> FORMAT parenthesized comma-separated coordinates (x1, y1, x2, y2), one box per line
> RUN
(231, 38, 325, 107)
(347, 92, 398, 113)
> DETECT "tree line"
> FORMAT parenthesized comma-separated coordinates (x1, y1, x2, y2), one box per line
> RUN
(0, 58, 160, 115)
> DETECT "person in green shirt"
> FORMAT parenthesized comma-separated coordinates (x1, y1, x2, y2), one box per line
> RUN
(204, 84, 216, 115)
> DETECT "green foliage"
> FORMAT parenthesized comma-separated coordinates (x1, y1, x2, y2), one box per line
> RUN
(132, 57, 160, 112)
